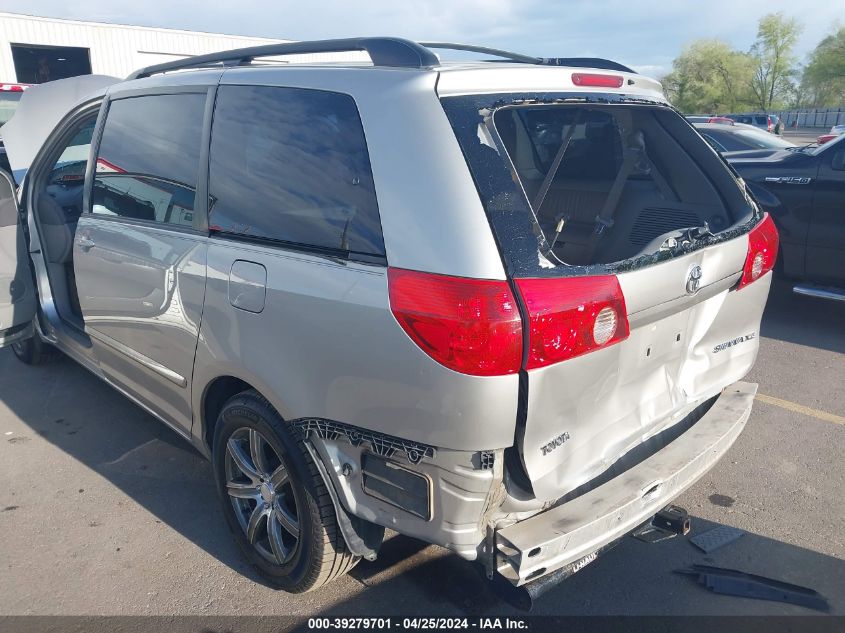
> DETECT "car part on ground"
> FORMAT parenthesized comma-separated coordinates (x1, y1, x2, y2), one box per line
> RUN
(689, 524, 746, 553)
(676, 564, 830, 612)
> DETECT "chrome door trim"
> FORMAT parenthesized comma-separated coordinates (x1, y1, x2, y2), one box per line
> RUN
(87, 327, 188, 387)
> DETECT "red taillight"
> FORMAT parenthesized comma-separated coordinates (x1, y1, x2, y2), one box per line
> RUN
(388, 268, 522, 376)
(516, 276, 629, 369)
(738, 213, 779, 289)
(572, 73, 624, 88)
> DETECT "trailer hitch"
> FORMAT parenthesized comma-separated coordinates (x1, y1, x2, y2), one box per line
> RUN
(632, 504, 691, 543)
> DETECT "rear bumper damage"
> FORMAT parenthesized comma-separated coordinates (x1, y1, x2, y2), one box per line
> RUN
(494, 381, 757, 586)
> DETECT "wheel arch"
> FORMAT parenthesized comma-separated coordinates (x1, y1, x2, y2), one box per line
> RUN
(198, 374, 256, 456)
(196, 372, 384, 561)
(193, 361, 299, 457)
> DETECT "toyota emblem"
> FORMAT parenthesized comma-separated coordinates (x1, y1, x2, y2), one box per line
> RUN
(686, 265, 703, 295)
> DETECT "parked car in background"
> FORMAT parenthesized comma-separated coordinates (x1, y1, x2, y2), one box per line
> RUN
(726, 133, 845, 301)
(686, 115, 733, 125)
(817, 124, 845, 145)
(723, 113, 774, 133)
(0, 39, 774, 602)
(0, 83, 29, 175)
(695, 122, 795, 153)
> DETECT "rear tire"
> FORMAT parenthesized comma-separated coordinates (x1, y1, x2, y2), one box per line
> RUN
(11, 334, 60, 366)
(212, 389, 358, 592)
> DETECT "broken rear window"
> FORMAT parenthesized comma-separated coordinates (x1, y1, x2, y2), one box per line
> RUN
(441, 96, 756, 277)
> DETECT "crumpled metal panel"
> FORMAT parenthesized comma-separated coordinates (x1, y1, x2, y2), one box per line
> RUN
(496, 381, 757, 586)
(521, 263, 769, 502)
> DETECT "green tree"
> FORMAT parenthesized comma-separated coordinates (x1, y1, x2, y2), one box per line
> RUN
(800, 28, 845, 107)
(749, 13, 802, 110)
(663, 40, 755, 113)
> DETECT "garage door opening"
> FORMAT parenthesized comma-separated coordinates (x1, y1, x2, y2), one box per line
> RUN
(11, 44, 92, 84)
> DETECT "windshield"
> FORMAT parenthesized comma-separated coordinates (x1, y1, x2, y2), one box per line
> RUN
(733, 128, 794, 149)
(0, 92, 23, 127)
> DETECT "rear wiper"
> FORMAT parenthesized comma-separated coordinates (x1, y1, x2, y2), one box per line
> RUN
(658, 223, 714, 252)
(786, 143, 815, 152)
(686, 222, 714, 241)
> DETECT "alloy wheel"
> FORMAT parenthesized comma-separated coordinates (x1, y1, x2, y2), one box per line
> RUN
(224, 427, 300, 566)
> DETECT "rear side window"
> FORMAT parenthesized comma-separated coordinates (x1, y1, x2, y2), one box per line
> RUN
(208, 85, 384, 257)
(701, 134, 728, 153)
(92, 93, 206, 228)
(704, 131, 743, 152)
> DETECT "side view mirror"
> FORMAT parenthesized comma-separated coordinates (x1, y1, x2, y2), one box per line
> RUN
(831, 149, 845, 171)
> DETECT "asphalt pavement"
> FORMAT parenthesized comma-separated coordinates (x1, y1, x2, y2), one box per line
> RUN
(0, 278, 843, 617)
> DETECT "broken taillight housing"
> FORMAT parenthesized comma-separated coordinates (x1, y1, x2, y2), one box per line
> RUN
(738, 213, 779, 289)
(516, 275, 629, 369)
(388, 268, 523, 376)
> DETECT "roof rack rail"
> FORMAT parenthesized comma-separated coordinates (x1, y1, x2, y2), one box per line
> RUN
(418, 42, 542, 65)
(126, 37, 636, 80)
(127, 37, 440, 79)
(418, 43, 633, 73)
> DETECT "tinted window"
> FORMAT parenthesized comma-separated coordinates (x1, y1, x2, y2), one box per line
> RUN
(92, 93, 206, 228)
(702, 134, 727, 153)
(44, 116, 97, 218)
(733, 129, 794, 149)
(208, 85, 384, 256)
(706, 131, 746, 152)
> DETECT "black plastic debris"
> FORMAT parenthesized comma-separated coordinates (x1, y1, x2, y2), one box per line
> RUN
(675, 564, 830, 612)
(690, 524, 745, 553)
(632, 523, 677, 543)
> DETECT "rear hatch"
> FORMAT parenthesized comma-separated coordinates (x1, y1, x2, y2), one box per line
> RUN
(441, 92, 776, 500)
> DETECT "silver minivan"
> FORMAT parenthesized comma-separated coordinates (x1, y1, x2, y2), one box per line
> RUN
(0, 39, 777, 600)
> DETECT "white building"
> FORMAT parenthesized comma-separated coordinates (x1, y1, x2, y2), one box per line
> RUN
(0, 12, 362, 84)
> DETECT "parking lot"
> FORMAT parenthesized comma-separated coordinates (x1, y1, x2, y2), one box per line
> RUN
(0, 278, 842, 617)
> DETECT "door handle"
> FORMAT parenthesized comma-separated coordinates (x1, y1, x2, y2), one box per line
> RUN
(76, 236, 95, 251)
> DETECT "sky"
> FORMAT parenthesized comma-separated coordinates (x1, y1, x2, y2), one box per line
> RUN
(1, 0, 843, 78)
